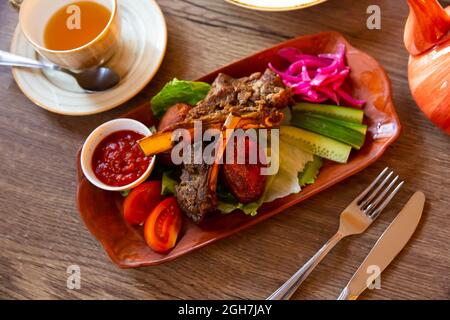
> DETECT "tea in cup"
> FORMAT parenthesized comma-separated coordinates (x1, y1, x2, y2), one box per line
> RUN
(19, 0, 120, 70)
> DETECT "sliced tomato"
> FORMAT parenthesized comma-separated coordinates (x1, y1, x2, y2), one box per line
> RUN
(144, 197, 183, 253)
(123, 181, 162, 226)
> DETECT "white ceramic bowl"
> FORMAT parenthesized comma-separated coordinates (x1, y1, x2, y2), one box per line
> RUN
(81, 118, 155, 192)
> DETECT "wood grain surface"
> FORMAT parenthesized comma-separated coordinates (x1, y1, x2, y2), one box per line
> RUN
(0, 0, 449, 300)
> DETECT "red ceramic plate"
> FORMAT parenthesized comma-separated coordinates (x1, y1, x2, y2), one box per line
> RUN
(77, 32, 401, 268)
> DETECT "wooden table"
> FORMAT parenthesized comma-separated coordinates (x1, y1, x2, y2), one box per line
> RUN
(1, 0, 449, 300)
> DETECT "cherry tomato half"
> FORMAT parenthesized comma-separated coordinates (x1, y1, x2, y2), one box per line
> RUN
(123, 181, 162, 226)
(144, 197, 183, 253)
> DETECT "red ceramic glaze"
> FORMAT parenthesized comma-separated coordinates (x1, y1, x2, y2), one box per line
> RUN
(404, 0, 450, 55)
(404, 1, 450, 134)
(77, 32, 401, 268)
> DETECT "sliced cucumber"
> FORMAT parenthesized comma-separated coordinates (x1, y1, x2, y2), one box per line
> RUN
(301, 114, 367, 135)
(291, 113, 365, 149)
(299, 156, 323, 187)
(293, 103, 364, 124)
(280, 126, 352, 163)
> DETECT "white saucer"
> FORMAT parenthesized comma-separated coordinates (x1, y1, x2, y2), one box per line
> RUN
(10, 0, 167, 116)
(226, 0, 326, 11)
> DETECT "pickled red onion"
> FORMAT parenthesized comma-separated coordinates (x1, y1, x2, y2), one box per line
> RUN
(269, 43, 365, 107)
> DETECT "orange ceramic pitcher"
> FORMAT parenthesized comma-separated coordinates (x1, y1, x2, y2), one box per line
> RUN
(404, 0, 450, 134)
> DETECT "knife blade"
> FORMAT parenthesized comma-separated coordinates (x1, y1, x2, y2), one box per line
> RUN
(337, 191, 426, 300)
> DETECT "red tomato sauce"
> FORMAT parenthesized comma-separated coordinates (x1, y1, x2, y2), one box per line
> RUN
(92, 130, 151, 187)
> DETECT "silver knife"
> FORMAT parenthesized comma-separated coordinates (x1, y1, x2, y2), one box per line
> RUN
(337, 191, 426, 300)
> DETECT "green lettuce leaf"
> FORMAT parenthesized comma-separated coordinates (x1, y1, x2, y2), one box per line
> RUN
(262, 132, 314, 203)
(299, 156, 323, 187)
(161, 171, 178, 196)
(151, 79, 211, 118)
(216, 199, 262, 217)
(120, 190, 131, 197)
(216, 184, 266, 217)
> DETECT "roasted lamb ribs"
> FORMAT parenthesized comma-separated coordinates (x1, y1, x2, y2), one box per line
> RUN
(140, 69, 293, 223)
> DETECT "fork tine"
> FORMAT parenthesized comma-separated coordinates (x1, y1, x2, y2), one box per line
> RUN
(355, 167, 389, 204)
(368, 181, 404, 219)
(360, 170, 394, 209)
(365, 175, 399, 215)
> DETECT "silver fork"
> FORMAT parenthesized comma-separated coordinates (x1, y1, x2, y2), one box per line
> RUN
(267, 168, 404, 300)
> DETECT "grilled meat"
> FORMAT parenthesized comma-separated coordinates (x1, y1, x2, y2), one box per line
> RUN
(175, 144, 217, 223)
(158, 103, 191, 167)
(187, 69, 292, 120)
(158, 103, 191, 132)
(171, 69, 292, 222)
(163, 69, 292, 132)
